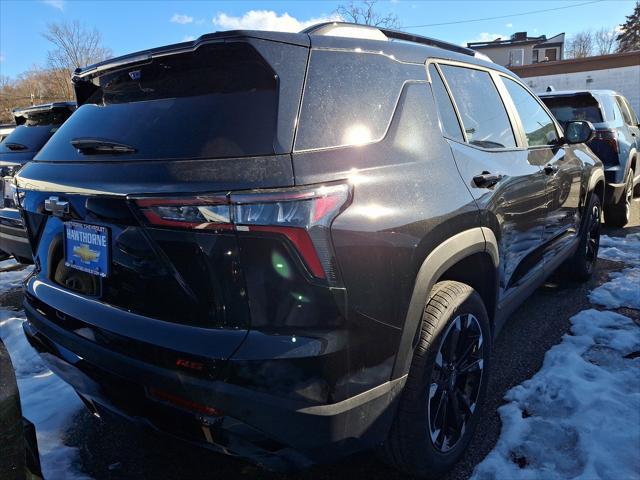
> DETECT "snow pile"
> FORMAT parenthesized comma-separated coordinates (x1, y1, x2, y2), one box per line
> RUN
(589, 233, 640, 310)
(472, 309, 640, 480)
(472, 233, 640, 480)
(0, 259, 34, 291)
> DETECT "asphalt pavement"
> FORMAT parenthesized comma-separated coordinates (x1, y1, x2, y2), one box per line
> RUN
(2, 200, 639, 480)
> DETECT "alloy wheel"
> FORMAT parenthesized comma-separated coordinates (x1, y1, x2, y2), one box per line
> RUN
(427, 314, 485, 452)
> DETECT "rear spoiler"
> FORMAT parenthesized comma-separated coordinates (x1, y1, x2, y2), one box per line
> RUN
(13, 102, 77, 125)
(72, 30, 310, 106)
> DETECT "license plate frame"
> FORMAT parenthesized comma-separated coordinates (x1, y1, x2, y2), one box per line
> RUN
(64, 221, 110, 277)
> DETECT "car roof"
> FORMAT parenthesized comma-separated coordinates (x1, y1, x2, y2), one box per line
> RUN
(73, 22, 516, 81)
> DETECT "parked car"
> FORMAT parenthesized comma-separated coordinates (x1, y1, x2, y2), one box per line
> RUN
(0, 102, 76, 263)
(0, 123, 16, 143)
(0, 337, 43, 480)
(539, 90, 639, 227)
(15, 23, 604, 477)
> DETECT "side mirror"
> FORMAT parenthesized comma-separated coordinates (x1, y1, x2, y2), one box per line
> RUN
(564, 120, 595, 144)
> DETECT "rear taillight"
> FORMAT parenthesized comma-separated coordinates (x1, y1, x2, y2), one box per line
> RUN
(592, 129, 618, 153)
(133, 183, 351, 283)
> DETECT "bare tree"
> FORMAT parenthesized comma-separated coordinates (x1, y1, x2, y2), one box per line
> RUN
(566, 30, 594, 59)
(336, 0, 400, 29)
(42, 20, 112, 100)
(594, 27, 618, 55)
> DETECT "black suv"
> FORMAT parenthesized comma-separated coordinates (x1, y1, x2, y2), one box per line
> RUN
(0, 102, 76, 263)
(16, 23, 604, 476)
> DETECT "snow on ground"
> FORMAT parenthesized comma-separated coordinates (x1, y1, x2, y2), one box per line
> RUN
(0, 263, 87, 479)
(0, 259, 34, 291)
(589, 233, 640, 310)
(472, 233, 640, 480)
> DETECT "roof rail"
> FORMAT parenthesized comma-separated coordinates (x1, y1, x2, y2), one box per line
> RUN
(302, 22, 477, 57)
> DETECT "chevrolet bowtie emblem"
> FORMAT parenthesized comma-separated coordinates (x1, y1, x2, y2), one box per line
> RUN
(73, 244, 100, 263)
(44, 196, 69, 217)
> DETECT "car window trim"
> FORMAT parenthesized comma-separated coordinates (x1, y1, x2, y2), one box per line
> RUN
(426, 63, 466, 143)
(425, 58, 526, 152)
(496, 73, 563, 149)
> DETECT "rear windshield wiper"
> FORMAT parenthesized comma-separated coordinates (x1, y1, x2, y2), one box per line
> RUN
(71, 138, 137, 155)
(4, 142, 28, 151)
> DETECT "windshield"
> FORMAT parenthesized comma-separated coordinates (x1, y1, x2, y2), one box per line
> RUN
(36, 42, 279, 162)
(0, 125, 58, 154)
(541, 94, 604, 127)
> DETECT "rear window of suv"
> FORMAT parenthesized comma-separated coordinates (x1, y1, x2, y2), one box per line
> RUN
(36, 43, 279, 162)
(0, 108, 71, 154)
(541, 94, 604, 126)
(0, 125, 58, 154)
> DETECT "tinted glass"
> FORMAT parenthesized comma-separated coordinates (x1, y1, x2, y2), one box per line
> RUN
(428, 65, 463, 142)
(502, 77, 558, 147)
(295, 50, 423, 151)
(439, 65, 516, 149)
(623, 97, 639, 125)
(37, 43, 278, 162)
(0, 125, 57, 154)
(616, 96, 634, 125)
(541, 94, 604, 126)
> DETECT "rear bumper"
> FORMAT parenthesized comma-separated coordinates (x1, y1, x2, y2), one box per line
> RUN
(0, 208, 31, 262)
(21, 292, 404, 470)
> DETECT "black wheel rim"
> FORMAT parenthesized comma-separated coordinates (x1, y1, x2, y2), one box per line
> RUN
(427, 314, 484, 452)
(586, 202, 601, 268)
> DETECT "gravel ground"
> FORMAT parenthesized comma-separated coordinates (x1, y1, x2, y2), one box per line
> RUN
(3, 200, 639, 480)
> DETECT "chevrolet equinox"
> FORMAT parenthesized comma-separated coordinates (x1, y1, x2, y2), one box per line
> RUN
(16, 22, 605, 477)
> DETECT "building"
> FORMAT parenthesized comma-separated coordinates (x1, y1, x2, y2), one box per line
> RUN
(509, 51, 640, 114)
(467, 32, 565, 68)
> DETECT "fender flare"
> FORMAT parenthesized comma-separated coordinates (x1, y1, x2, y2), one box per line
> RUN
(390, 227, 499, 379)
(587, 165, 605, 194)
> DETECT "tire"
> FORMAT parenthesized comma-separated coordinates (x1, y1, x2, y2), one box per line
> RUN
(604, 169, 633, 228)
(565, 192, 601, 282)
(382, 281, 491, 478)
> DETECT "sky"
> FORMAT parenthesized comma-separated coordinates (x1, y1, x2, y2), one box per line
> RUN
(0, 0, 635, 78)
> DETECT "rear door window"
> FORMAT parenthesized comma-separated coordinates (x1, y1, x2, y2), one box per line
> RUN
(622, 97, 639, 125)
(616, 96, 637, 126)
(428, 64, 464, 142)
(439, 65, 516, 149)
(501, 77, 559, 147)
(36, 43, 279, 162)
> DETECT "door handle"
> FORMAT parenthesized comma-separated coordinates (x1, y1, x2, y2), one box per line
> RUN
(473, 171, 503, 188)
(544, 164, 559, 175)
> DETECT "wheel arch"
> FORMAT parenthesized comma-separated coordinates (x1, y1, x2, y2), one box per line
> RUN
(390, 227, 499, 379)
